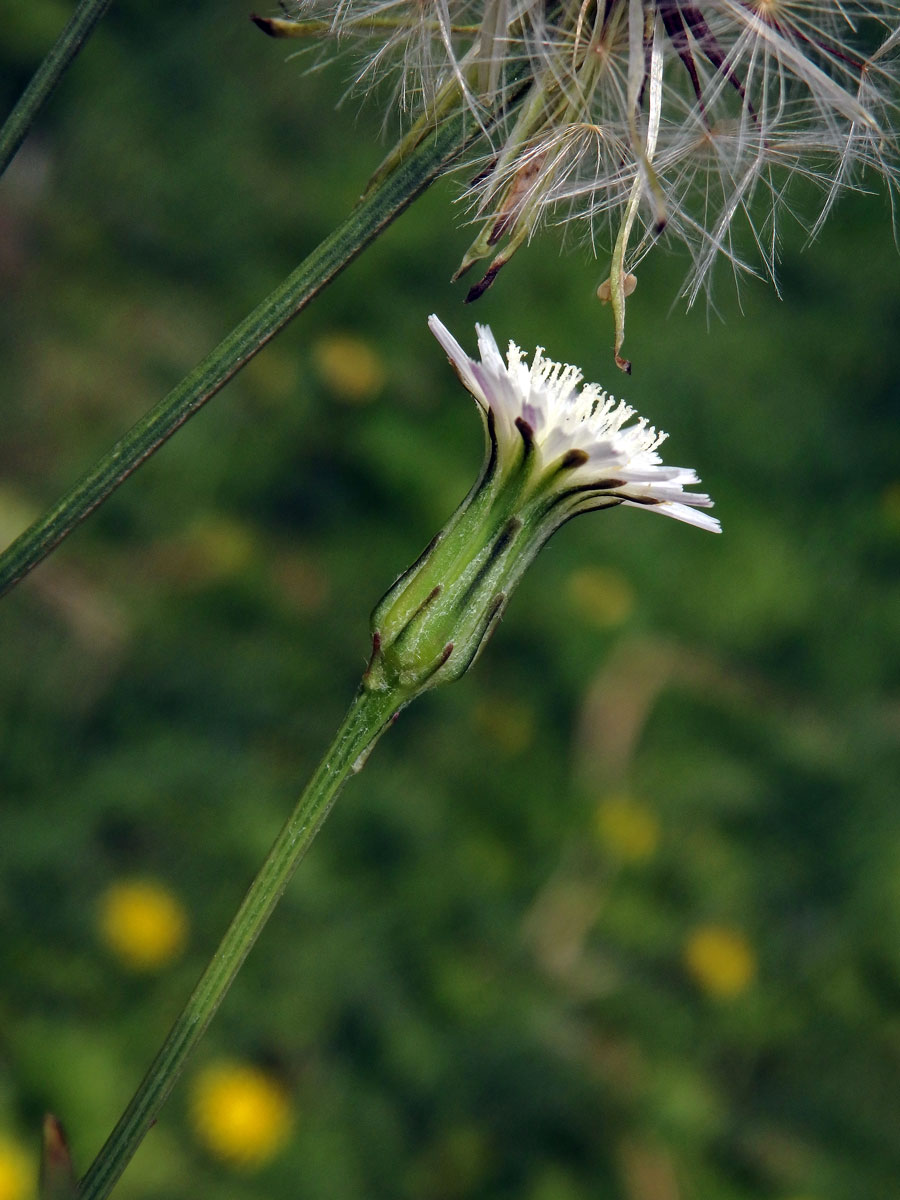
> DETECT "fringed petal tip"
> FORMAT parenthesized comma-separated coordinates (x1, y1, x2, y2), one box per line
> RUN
(430, 316, 721, 534)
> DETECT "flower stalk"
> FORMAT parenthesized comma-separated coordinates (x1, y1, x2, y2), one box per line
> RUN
(77, 683, 400, 1200)
(0, 0, 115, 180)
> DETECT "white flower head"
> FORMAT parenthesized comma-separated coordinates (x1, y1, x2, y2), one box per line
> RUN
(428, 314, 721, 533)
(365, 315, 719, 700)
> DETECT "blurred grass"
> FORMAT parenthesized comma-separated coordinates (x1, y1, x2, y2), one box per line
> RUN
(2, 2, 900, 1199)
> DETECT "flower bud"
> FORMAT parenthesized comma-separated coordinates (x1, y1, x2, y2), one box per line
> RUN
(363, 316, 719, 704)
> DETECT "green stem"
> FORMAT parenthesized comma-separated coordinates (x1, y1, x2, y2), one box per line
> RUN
(77, 682, 400, 1200)
(0, 0, 115, 179)
(0, 105, 479, 599)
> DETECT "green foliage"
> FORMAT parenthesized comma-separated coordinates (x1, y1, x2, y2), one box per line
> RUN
(2, 2, 899, 1198)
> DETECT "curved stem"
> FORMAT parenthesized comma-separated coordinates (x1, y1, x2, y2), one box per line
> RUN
(0, 105, 478, 599)
(77, 682, 400, 1200)
(0, 0, 115, 180)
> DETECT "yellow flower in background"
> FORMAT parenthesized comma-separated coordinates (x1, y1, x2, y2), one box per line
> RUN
(0, 1136, 34, 1200)
(98, 880, 188, 972)
(595, 796, 660, 863)
(190, 1062, 292, 1169)
(567, 566, 635, 630)
(314, 333, 386, 404)
(684, 925, 757, 1000)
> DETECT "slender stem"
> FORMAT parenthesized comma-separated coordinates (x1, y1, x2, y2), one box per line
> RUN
(0, 0, 115, 179)
(0, 104, 479, 599)
(77, 683, 399, 1200)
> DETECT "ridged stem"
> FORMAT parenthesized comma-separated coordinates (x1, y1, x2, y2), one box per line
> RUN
(0, 0, 115, 179)
(77, 683, 400, 1200)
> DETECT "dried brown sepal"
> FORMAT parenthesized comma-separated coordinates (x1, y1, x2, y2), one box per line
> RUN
(465, 261, 504, 303)
(487, 154, 545, 247)
(250, 14, 319, 38)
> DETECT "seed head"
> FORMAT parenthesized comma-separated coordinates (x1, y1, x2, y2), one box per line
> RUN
(263, 2, 899, 339)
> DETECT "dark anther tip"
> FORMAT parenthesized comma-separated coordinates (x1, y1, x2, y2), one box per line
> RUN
(559, 448, 589, 470)
(514, 416, 535, 448)
(614, 354, 632, 375)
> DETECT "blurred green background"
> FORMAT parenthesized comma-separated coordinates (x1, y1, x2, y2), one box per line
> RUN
(2, 3, 900, 1198)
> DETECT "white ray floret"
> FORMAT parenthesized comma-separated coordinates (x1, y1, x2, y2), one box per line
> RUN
(428, 315, 721, 532)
